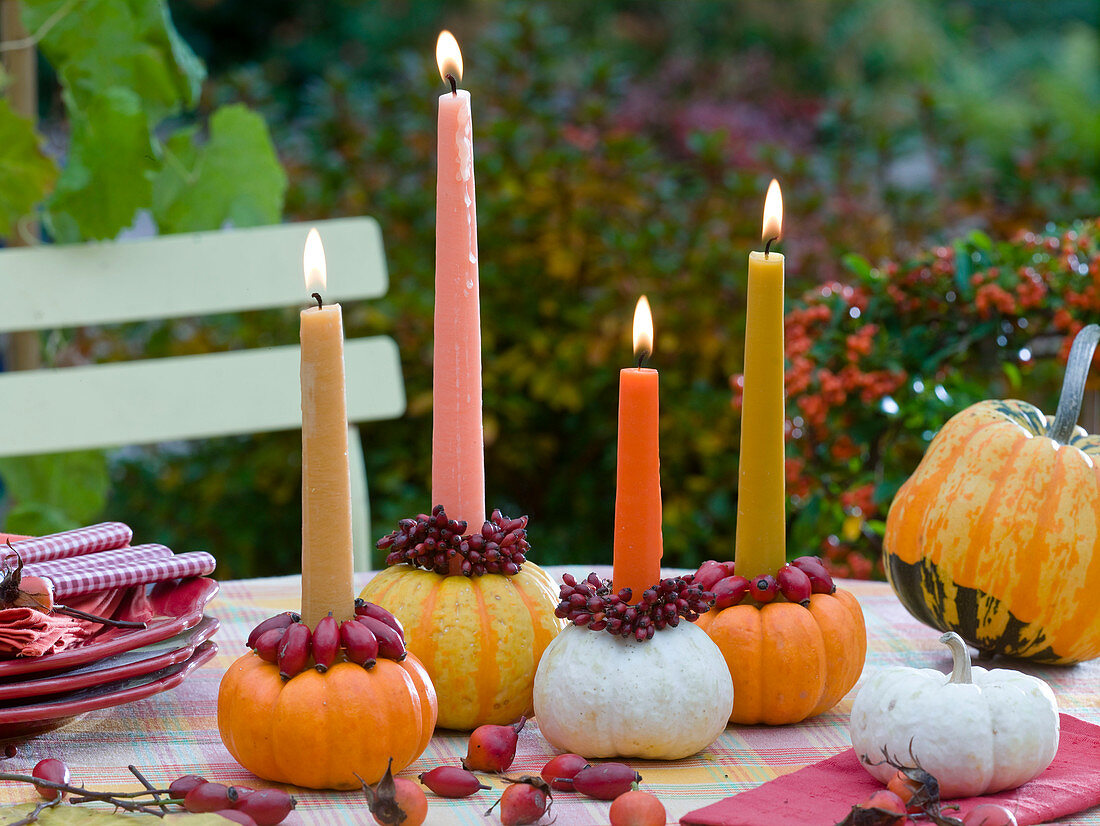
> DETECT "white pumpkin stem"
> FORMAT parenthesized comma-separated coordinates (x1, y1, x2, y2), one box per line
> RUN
(1048, 323, 1100, 444)
(940, 632, 973, 684)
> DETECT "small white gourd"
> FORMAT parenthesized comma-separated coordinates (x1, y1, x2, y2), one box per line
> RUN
(850, 632, 1059, 798)
(532, 620, 733, 760)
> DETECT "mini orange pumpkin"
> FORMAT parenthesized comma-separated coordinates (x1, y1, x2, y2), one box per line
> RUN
(695, 588, 866, 725)
(217, 652, 437, 790)
(360, 561, 564, 730)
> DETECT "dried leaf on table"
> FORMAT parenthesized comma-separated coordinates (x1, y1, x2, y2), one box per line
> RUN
(0, 804, 236, 824)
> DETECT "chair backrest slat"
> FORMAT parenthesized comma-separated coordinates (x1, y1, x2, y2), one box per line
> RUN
(0, 217, 387, 331)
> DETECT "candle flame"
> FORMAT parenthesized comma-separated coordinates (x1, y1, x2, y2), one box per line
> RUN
(762, 178, 783, 243)
(303, 228, 327, 294)
(436, 30, 463, 85)
(633, 295, 654, 361)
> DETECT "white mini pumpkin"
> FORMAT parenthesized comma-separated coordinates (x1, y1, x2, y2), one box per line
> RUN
(850, 632, 1059, 798)
(532, 620, 733, 760)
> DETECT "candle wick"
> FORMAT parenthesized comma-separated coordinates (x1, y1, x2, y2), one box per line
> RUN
(636, 349, 651, 370)
(446, 73, 457, 96)
(311, 292, 323, 309)
(764, 236, 779, 258)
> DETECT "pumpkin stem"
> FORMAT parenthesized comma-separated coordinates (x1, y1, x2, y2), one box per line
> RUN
(1047, 323, 1100, 444)
(940, 632, 973, 684)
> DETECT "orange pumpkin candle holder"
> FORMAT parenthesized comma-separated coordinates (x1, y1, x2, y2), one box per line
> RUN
(692, 557, 867, 726)
(360, 505, 565, 731)
(218, 605, 437, 790)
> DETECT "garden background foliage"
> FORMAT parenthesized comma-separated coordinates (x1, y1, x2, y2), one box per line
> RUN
(3, 0, 1099, 578)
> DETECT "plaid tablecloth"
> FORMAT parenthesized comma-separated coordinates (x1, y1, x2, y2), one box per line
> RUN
(1, 569, 1097, 826)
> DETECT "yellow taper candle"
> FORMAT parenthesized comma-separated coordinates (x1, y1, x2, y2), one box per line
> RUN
(734, 179, 786, 579)
(300, 228, 355, 629)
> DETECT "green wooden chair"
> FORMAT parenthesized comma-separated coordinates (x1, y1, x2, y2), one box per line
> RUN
(0, 217, 404, 571)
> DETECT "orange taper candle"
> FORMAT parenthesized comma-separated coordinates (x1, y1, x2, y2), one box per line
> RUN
(612, 296, 663, 602)
(432, 30, 485, 530)
(300, 228, 355, 629)
(734, 180, 786, 579)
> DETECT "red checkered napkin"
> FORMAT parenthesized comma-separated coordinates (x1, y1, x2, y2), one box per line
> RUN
(40, 552, 217, 599)
(1, 523, 132, 564)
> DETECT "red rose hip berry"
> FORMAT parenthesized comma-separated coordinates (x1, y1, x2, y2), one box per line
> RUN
(540, 752, 588, 791)
(31, 759, 71, 800)
(418, 766, 490, 798)
(493, 778, 552, 825)
(712, 575, 751, 609)
(571, 762, 642, 800)
(776, 564, 812, 605)
(463, 716, 526, 773)
(610, 789, 667, 826)
(748, 574, 778, 604)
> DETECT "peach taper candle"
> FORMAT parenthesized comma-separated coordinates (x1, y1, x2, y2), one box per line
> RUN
(612, 296, 663, 602)
(432, 30, 486, 533)
(734, 179, 786, 579)
(300, 228, 355, 629)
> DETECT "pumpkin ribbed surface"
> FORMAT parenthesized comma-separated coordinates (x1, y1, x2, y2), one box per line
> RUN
(694, 589, 866, 725)
(359, 562, 565, 730)
(217, 653, 437, 789)
(885, 399, 1100, 664)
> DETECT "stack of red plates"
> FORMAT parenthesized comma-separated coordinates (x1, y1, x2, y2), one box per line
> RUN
(0, 527, 219, 740)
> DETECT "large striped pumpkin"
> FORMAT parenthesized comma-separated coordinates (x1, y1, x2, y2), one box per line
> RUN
(359, 562, 565, 730)
(884, 325, 1100, 664)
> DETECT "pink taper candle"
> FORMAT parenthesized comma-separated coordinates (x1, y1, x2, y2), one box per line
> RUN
(300, 229, 354, 629)
(432, 30, 485, 530)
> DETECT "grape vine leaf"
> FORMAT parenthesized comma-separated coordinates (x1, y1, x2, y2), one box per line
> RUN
(20, 0, 205, 120)
(0, 803, 241, 823)
(0, 99, 60, 237)
(0, 451, 109, 535)
(151, 104, 287, 234)
(43, 88, 156, 242)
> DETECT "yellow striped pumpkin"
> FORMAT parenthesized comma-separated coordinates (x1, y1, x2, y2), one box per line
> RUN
(884, 325, 1100, 664)
(359, 562, 565, 730)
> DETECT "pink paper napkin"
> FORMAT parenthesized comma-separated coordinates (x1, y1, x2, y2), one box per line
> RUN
(681, 714, 1100, 826)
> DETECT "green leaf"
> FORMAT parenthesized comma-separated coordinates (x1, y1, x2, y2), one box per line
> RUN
(0, 803, 241, 824)
(0, 99, 60, 237)
(0, 451, 110, 532)
(21, 0, 205, 120)
(152, 104, 287, 233)
(43, 87, 155, 242)
(841, 252, 873, 279)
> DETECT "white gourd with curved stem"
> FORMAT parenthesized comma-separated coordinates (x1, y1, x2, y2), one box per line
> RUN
(850, 632, 1059, 798)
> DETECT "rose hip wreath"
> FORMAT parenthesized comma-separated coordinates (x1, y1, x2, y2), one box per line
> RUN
(376, 505, 530, 576)
(555, 573, 715, 642)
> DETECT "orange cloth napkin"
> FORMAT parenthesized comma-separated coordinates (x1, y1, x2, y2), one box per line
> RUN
(681, 714, 1100, 826)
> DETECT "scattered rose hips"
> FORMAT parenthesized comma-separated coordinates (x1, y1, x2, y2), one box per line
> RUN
(234, 788, 297, 825)
(464, 717, 527, 773)
(609, 789, 666, 826)
(419, 766, 490, 798)
(489, 777, 552, 825)
(540, 753, 588, 791)
(962, 804, 1019, 826)
(184, 782, 240, 813)
(361, 758, 428, 826)
(31, 759, 70, 801)
(571, 762, 642, 800)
